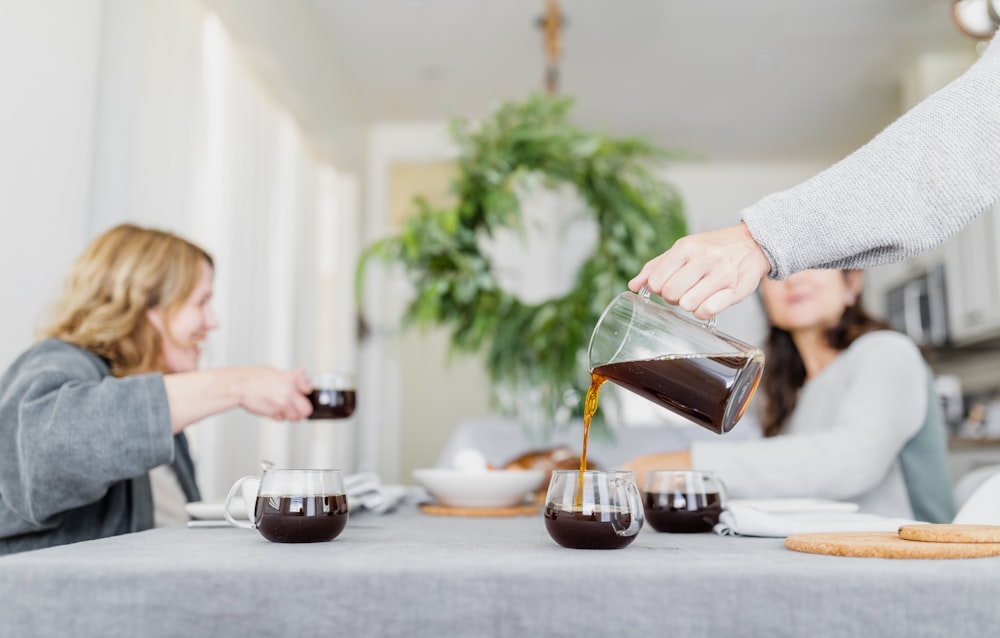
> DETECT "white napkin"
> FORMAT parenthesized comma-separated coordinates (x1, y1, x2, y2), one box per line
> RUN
(952, 471, 1000, 525)
(344, 472, 408, 515)
(714, 502, 917, 538)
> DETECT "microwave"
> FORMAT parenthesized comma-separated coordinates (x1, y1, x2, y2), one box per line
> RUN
(885, 263, 949, 347)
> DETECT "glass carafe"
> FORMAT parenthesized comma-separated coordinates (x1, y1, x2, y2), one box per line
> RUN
(588, 287, 764, 434)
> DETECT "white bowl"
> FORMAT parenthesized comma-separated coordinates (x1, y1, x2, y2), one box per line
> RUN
(412, 468, 544, 508)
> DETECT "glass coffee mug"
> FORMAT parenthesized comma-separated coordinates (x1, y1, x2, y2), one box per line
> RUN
(588, 287, 764, 434)
(308, 373, 356, 420)
(224, 468, 349, 543)
(643, 470, 727, 533)
(544, 470, 644, 549)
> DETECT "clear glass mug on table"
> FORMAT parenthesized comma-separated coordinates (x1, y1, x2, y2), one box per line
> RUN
(544, 470, 644, 549)
(587, 286, 765, 435)
(643, 469, 727, 533)
(224, 468, 349, 543)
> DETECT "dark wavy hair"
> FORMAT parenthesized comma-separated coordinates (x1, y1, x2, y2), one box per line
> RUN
(759, 272, 891, 438)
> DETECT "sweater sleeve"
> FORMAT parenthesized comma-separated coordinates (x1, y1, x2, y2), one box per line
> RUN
(0, 343, 174, 529)
(690, 333, 927, 501)
(741, 31, 1000, 280)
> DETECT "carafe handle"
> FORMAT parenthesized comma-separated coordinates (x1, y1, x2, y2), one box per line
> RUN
(638, 286, 717, 330)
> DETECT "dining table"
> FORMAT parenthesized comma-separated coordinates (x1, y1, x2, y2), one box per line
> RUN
(1, 501, 998, 638)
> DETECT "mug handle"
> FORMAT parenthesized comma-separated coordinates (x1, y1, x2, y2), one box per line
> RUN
(638, 285, 717, 330)
(612, 475, 645, 538)
(223, 475, 258, 530)
(715, 475, 730, 510)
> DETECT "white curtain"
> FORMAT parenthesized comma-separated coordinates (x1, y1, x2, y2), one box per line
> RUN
(88, 0, 360, 499)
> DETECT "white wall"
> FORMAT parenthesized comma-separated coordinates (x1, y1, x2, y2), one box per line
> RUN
(0, 1, 361, 501)
(200, 0, 365, 170)
(0, 0, 104, 369)
(359, 122, 460, 482)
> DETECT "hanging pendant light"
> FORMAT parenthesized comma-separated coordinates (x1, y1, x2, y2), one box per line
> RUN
(952, 0, 999, 39)
(536, 0, 567, 95)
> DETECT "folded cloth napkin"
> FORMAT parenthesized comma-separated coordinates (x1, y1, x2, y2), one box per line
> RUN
(344, 472, 408, 515)
(714, 502, 917, 538)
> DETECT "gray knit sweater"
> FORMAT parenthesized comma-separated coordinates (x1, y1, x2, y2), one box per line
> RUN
(0, 339, 181, 555)
(691, 331, 956, 522)
(742, 32, 1000, 279)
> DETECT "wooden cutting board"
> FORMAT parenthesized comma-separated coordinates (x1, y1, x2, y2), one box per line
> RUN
(785, 530, 1000, 559)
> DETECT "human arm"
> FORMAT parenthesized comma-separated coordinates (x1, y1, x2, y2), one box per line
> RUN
(742, 29, 1000, 279)
(0, 341, 313, 531)
(161, 366, 313, 433)
(620, 450, 691, 491)
(629, 223, 770, 320)
(633, 31, 1000, 319)
(686, 332, 927, 501)
(0, 342, 174, 528)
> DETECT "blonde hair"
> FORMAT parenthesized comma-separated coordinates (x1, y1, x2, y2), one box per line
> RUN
(42, 223, 214, 377)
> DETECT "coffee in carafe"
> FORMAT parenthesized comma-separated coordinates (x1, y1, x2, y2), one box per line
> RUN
(586, 287, 764, 436)
(592, 352, 762, 435)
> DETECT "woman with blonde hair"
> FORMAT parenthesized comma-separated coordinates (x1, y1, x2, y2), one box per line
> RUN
(0, 224, 314, 555)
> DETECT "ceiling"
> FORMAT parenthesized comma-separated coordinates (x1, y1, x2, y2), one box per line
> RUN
(207, 0, 978, 168)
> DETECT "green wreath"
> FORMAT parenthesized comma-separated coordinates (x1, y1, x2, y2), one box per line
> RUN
(357, 94, 686, 436)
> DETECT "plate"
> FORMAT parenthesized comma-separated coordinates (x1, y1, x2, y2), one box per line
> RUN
(729, 498, 859, 514)
(184, 499, 248, 521)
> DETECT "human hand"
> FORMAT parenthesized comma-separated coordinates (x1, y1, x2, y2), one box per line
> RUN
(238, 367, 314, 422)
(620, 450, 692, 490)
(629, 223, 771, 320)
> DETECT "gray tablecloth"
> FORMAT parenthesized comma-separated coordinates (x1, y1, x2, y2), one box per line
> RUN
(1, 505, 998, 638)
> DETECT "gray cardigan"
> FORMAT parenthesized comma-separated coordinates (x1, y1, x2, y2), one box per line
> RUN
(0, 339, 198, 555)
(692, 332, 956, 522)
(742, 30, 1000, 279)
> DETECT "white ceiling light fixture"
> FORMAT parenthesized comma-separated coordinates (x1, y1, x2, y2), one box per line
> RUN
(952, 0, 1000, 39)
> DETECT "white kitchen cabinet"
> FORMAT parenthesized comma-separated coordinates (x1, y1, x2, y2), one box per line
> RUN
(944, 203, 1000, 345)
(863, 246, 945, 327)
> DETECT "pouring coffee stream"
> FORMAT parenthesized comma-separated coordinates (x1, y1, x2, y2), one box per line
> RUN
(576, 370, 605, 506)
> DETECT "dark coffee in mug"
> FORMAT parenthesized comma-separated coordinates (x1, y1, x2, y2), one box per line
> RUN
(544, 505, 638, 549)
(308, 389, 357, 420)
(643, 491, 723, 533)
(254, 494, 349, 543)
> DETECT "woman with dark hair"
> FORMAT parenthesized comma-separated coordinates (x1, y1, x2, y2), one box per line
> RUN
(623, 269, 956, 522)
(0, 223, 315, 555)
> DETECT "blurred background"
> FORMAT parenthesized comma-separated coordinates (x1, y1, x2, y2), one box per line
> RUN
(4, 0, 998, 499)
